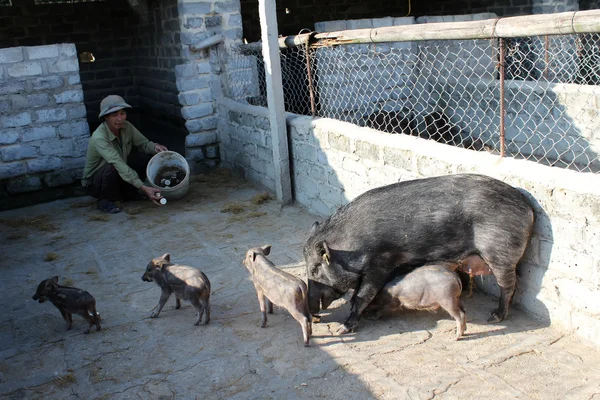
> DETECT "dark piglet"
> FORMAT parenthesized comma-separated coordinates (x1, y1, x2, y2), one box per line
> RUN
(366, 265, 466, 340)
(142, 253, 211, 326)
(32, 276, 101, 334)
(243, 245, 312, 347)
(304, 173, 534, 334)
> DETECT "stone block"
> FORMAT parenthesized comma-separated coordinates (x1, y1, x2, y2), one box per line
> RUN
(178, 92, 200, 106)
(27, 93, 51, 108)
(0, 81, 26, 95)
(48, 59, 79, 73)
(0, 130, 19, 145)
(54, 89, 84, 104)
(228, 13, 242, 28)
(27, 156, 62, 173)
(184, 17, 204, 29)
(67, 74, 80, 85)
(185, 147, 206, 161)
(355, 140, 380, 162)
(40, 139, 74, 156)
(176, 76, 211, 91)
(44, 171, 76, 188)
(185, 131, 217, 147)
(26, 45, 59, 60)
(58, 121, 90, 138)
(175, 63, 197, 78)
(214, 1, 239, 13)
(59, 44, 77, 57)
(32, 76, 64, 90)
(181, 103, 213, 119)
(0, 48, 24, 63)
(329, 134, 351, 153)
(185, 115, 217, 133)
(7, 176, 42, 194)
(9, 94, 29, 110)
(8, 62, 43, 78)
(1, 112, 32, 128)
(205, 15, 222, 28)
(1, 144, 37, 162)
(180, 2, 211, 15)
(22, 126, 56, 142)
(67, 105, 87, 119)
(0, 162, 26, 180)
(35, 108, 67, 124)
(382, 146, 412, 170)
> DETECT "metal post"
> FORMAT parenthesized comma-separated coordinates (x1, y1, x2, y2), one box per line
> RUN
(499, 38, 506, 158)
(258, 0, 292, 204)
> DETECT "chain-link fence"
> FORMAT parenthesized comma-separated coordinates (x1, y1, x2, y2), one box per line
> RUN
(223, 19, 600, 173)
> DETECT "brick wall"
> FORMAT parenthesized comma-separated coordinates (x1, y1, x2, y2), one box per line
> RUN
(0, 44, 89, 201)
(218, 97, 600, 344)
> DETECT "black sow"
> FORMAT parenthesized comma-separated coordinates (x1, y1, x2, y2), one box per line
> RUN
(303, 173, 534, 334)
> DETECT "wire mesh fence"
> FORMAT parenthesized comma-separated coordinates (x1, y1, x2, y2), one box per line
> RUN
(223, 27, 600, 173)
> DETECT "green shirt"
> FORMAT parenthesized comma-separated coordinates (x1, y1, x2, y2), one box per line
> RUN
(82, 121, 156, 189)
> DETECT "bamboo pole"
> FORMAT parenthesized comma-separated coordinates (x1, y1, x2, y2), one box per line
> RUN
(265, 10, 600, 49)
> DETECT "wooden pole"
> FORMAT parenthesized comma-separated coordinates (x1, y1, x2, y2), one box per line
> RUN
(266, 10, 600, 49)
(259, 0, 292, 204)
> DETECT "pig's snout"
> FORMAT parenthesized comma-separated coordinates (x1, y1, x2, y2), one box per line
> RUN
(142, 274, 153, 282)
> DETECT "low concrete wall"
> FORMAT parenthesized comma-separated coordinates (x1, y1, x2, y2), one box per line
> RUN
(218, 97, 600, 345)
(0, 44, 88, 199)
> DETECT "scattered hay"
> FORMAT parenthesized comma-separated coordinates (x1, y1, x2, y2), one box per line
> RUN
(88, 215, 109, 222)
(69, 200, 96, 209)
(7, 232, 28, 240)
(44, 252, 59, 262)
(124, 205, 143, 215)
(228, 211, 266, 223)
(0, 215, 57, 232)
(251, 192, 273, 205)
(83, 268, 97, 276)
(221, 203, 246, 214)
(54, 372, 76, 388)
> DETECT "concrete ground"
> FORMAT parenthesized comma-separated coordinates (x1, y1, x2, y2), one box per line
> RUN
(2, 170, 600, 400)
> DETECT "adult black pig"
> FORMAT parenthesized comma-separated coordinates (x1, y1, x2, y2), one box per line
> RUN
(303, 173, 534, 334)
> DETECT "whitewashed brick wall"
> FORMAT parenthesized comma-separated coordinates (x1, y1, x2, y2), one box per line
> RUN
(0, 44, 88, 194)
(218, 97, 600, 345)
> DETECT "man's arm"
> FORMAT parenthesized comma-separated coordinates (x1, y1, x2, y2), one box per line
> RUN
(94, 137, 145, 189)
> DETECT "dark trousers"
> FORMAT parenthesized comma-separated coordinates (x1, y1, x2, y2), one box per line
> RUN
(89, 151, 151, 202)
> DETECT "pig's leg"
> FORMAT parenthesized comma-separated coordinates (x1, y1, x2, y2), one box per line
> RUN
(339, 274, 386, 334)
(175, 297, 181, 310)
(440, 299, 466, 340)
(59, 308, 73, 330)
(289, 308, 311, 347)
(202, 298, 210, 324)
(256, 292, 268, 328)
(190, 298, 205, 326)
(488, 268, 517, 323)
(151, 290, 172, 318)
(81, 309, 95, 334)
(267, 298, 274, 314)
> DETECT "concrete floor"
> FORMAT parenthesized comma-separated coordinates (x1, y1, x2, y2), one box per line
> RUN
(2, 170, 600, 400)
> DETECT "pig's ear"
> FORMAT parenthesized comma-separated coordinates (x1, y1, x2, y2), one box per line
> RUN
(162, 253, 171, 262)
(315, 241, 332, 265)
(261, 245, 271, 256)
(51, 276, 59, 283)
(251, 250, 258, 262)
(309, 221, 320, 234)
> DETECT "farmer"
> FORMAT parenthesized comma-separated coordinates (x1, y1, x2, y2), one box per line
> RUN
(82, 95, 168, 213)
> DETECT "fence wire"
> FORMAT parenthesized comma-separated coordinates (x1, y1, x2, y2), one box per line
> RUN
(224, 32, 600, 173)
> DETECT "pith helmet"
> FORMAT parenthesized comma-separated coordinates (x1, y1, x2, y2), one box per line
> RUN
(98, 95, 132, 119)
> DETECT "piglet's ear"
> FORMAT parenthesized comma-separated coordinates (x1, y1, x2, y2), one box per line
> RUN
(315, 241, 331, 265)
(261, 245, 271, 256)
(51, 276, 59, 283)
(251, 251, 258, 262)
(161, 253, 171, 262)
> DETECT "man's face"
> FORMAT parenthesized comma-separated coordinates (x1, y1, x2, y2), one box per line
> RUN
(105, 109, 127, 133)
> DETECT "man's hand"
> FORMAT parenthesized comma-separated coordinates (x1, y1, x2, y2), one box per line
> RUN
(141, 185, 163, 205)
(154, 143, 168, 153)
